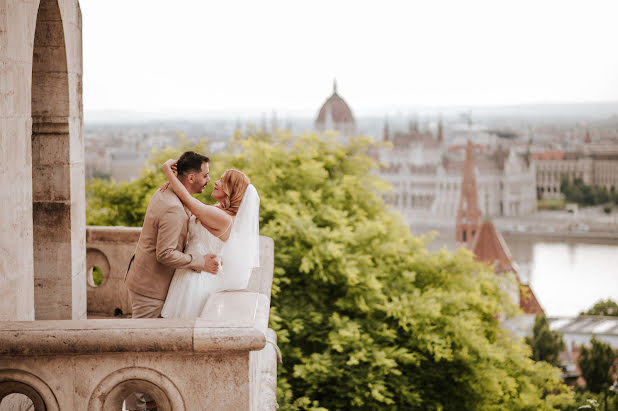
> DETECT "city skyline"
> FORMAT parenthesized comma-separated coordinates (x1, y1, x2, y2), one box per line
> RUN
(80, 0, 618, 116)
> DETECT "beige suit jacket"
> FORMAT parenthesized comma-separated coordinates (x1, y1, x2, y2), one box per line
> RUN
(125, 189, 204, 300)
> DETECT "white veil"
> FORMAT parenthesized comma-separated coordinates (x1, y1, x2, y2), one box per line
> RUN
(219, 184, 260, 291)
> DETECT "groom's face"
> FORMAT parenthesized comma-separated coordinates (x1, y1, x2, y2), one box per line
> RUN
(188, 161, 210, 194)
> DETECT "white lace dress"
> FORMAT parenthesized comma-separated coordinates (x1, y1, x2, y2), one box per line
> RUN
(161, 215, 225, 318)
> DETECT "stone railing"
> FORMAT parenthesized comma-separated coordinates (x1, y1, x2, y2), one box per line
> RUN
(0, 226, 279, 410)
(85, 226, 140, 317)
(85, 226, 276, 316)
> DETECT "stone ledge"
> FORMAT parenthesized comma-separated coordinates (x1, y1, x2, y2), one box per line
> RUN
(0, 291, 269, 355)
(86, 225, 141, 244)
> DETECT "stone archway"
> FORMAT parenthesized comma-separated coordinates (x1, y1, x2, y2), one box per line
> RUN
(88, 367, 186, 411)
(31, 0, 85, 320)
(0, 369, 60, 411)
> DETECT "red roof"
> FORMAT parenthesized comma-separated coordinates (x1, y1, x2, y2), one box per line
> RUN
(519, 285, 545, 315)
(472, 221, 515, 274)
(391, 132, 439, 149)
(472, 221, 546, 315)
(530, 151, 565, 160)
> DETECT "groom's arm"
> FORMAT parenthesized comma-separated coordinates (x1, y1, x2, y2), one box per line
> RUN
(156, 207, 205, 272)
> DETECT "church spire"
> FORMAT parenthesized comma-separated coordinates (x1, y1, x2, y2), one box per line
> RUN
(456, 140, 481, 248)
(333, 78, 338, 94)
(383, 117, 390, 142)
(437, 116, 444, 144)
(585, 129, 591, 144)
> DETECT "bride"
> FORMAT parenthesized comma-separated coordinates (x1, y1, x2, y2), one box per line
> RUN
(160, 158, 260, 318)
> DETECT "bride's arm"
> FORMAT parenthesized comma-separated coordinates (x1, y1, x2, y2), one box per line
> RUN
(162, 159, 231, 232)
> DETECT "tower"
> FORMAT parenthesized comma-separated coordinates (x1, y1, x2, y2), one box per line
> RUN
(383, 117, 390, 142)
(315, 79, 356, 139)
(456, 141, 481, 247)
(437, 117, 444, 144)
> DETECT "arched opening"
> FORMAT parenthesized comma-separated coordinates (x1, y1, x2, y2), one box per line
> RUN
(86, 248, 110, 289)
(31, 0, 72, 320)
(88, 266, 103, 287)
(88, 368, 185, 411)
(0, 382, 42, 411)
(0, 370, 59, 411)
(0, 393, 35, 410)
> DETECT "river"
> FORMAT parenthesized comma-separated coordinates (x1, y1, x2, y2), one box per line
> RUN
(411, 225, 618, 317)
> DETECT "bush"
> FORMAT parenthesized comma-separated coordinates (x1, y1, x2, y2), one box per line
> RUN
(578, 337, 617, 393)
(538, 197, 566, 210)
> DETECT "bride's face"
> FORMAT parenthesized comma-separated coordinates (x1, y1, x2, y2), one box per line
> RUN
(212, 175, 225, 201)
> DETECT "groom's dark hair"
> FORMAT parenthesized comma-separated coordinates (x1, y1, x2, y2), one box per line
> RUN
(177, 151, 210, 178)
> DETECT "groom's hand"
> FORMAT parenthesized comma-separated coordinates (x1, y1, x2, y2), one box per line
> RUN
(203, 254, 219, 274)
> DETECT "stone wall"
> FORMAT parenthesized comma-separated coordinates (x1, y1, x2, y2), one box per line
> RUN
(85, 226, 140, 316)
(0, 2, 280, 407)
(85, 226, 275, 317)
(0, 0, 85, 321)
(0, 297, 273, 410)
(2, 228, 279, 410)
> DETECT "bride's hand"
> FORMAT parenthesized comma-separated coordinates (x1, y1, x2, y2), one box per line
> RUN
(162, 159, 178, 173)
(159, 181, 170, 192)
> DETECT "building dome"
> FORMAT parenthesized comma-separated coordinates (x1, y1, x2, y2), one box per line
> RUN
(315, 80, 355, 126)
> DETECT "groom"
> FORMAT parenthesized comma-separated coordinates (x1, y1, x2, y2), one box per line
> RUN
(125, 151, 219, 319)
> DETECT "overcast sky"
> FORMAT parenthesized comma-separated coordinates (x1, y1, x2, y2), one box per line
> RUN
(80, 0, 618, 116)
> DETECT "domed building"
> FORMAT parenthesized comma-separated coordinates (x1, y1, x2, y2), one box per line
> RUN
(315, 80, 357, 139)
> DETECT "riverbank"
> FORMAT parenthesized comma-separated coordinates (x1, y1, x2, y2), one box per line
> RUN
(501, 229, 618, 245)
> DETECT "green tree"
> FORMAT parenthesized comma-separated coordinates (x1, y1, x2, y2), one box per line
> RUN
(526, 315, 565, 366)
(86, 138, 211, 226)
(211, 133, 574, 410)
(87, 132, 574, 409)
(581, 299, 618, 317)
(578, 337, 617, 394)
(568, 390, 618, 411)
(560, 176, 616, 208)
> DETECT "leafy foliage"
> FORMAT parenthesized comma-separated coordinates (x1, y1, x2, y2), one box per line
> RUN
(86, 138, 212, 227)
(565, 390, 618, 411)
(581, 299, 618, 317)
(86, 132, 574, 409)
(91, 266, 103, 286)
(537, 197, 566, 211)
(578, 337, 617, 394)
(526, 315, 566, 366)
(560, 176, 617, 207)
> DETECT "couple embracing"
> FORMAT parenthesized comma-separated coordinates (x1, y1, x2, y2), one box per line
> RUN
(125, 151, 260, 319)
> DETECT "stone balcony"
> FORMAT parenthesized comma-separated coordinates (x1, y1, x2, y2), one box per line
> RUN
(0, 226, 279, 410)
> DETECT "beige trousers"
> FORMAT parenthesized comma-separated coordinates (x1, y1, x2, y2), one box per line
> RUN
(129, 290, 165, 319)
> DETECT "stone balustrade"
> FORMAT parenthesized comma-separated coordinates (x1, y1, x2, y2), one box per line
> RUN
(0, 226, 279, 410)
(86, 226, 140, 317)
(85, 226, 275, 317)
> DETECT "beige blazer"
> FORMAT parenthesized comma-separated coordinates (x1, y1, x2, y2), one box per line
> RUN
(125, 189, 204, 300)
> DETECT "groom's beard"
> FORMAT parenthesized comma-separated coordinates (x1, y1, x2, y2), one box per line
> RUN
(193, 181, 207, 194)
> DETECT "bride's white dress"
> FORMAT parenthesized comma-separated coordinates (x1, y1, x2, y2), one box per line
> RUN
(161, 215, 224, 318)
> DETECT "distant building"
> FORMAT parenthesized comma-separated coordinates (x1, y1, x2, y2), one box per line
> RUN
(550, 316, 618, 386)
(472, 220, 544, 318)
(454, 141, 544, 318)
(532, 134, 618, 197)
(379, 128, 537, 223)
(550, 316, 618, 351)
(315, 80, 357, 140)
(312, 80, 537, 222)
(454, 155, 544, 336)
(109, 151, 149, 182)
